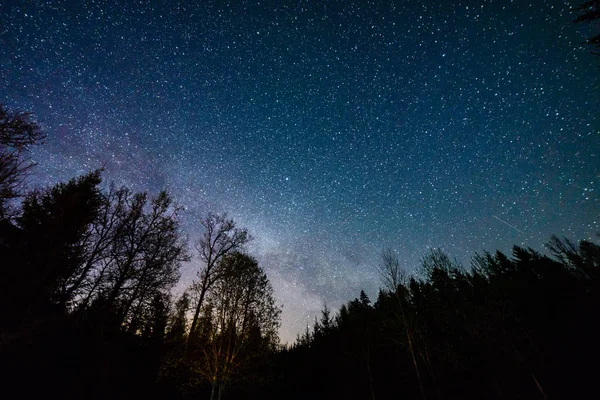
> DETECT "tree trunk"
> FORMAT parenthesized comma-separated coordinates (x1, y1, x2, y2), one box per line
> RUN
(532, 373, 548, 400)
(210, 380, 218, 400)
(364, 344, 376, 400)
(406, 328, 426, 400)
(187, 275, 209, 350)
(64, 231, 111, 304)
(396, 291, 426, 400)
(79, 261, 110, 309)
(218, 383, 225, 400)
(106, 272, 128, 307)
(126, 286, 149, 334)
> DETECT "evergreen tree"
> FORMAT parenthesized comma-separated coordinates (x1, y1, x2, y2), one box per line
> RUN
(0, 171, 103, 330)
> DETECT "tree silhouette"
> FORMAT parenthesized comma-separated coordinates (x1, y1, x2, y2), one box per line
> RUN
(0, 171, 189, 337)
(379, 248, 426, 399)
(198, 252, 280, 400)
(0, 105, 45, 220)
(81, 188, 189, 330)
(0, 171, 103, 332)
(188, 213, 251, 346)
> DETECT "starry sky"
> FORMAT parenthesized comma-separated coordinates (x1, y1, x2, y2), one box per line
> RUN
(1, 0, 599, 343)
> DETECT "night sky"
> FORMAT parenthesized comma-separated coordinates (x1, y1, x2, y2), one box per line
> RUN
(1, 0, 599, 343)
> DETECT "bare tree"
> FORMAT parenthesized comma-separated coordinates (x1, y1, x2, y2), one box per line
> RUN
(187, 213, 250, 344)
(0, 105, 45, 219)
(379, 247, 406, 292)
(103, 190, 188, 328)
(64, 184, 126, 308)
(67, 187, 189, 329)
(379, 248, 425, 400)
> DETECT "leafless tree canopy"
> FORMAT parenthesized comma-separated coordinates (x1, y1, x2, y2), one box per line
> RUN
(188, 213, 251, 342)
(379, 248, 405, 293)
(0, 105, 45, 219)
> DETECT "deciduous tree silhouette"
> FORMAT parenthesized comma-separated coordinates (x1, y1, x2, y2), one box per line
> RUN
(0, 105, 45, 219)
(379, 248, 426, 400)
(0, 172, 189, 336)
(188, 213, 250, 346)
(81, 188, 189, 330)
(198, 252, 280, 400)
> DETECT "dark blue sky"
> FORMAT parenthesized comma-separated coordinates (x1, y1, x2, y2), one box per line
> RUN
(2, 0, 599, 342)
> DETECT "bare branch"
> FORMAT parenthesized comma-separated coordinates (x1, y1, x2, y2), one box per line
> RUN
(378, 248, 406, 293)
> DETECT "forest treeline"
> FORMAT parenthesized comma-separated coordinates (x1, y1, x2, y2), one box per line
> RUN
(2, 103, 600, 399)
(274, 241, 600, 400)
